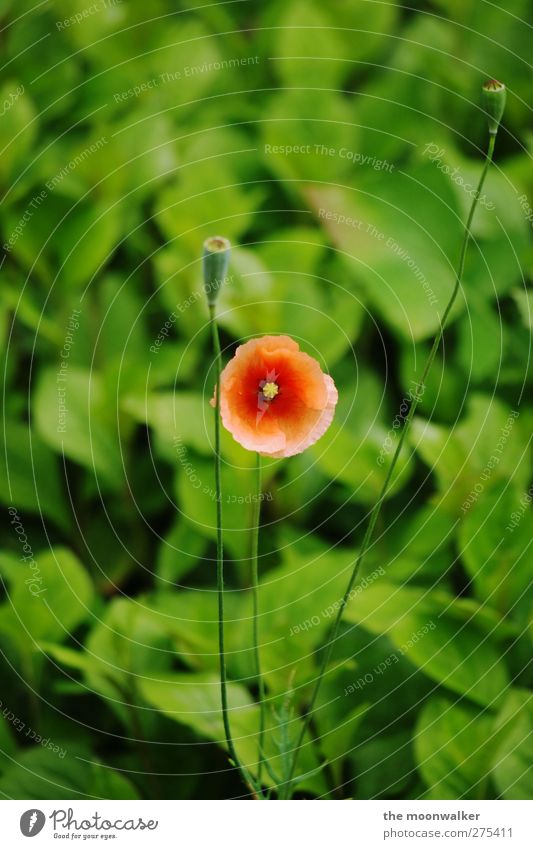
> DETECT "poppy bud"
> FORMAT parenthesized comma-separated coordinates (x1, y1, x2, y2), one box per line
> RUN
(203, 236, 231, 306)
(482, 79, 506, 136)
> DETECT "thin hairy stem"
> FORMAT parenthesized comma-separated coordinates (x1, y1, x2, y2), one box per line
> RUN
(209, 304, 259, 798)
(250, 452, 266, 786)
(284, 132, 497, 797)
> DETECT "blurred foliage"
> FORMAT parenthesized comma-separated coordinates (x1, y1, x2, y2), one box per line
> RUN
(0, 0, 531, 800)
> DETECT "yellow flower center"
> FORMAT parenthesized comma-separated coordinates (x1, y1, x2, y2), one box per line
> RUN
(262, 381, 279, 401)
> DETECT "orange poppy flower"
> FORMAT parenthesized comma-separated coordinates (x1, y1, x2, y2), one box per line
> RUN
(212, 335, 338, 458)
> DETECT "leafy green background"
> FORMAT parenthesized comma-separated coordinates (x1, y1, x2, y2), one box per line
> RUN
(0, 0, 531, 800)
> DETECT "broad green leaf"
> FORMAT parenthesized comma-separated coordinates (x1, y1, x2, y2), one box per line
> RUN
(491, 689, 533, 800)
(355, 730, 416, 798)
(97, 273, 149, 374)
(273, 2, 353, 89)
(139, 672, 325, 793)
(414, 696, 495, 799)
(218, 231, 364, 365)
(374, 502, 457, 585)
(342, 582, 509, 707)
(0, 421, 66, 528)
(56, 201, 122, 289)
(140, 672, 258, 760)
(0, 80, 37, 184)
(70, 114, 178, 200)
(261, 90, 355, 184)
(319, 0, 398, 64)
(306, 162, 463, 340)
(315, 698, 369, 787)
(0, 717, 17, 775)
(34, 367, 123, 486)
(410, 395, 529, 514)
(123, 392, 212, 455)
(52, 0, 127, 48)
(0, 547, 93, 644)
(512, 288, 533, 330)
(256, 543, 382, 693)
(456, 298, 504, 382)
(310, 420, 413, 504)
(458, 481, 533, 626)
(155, 165, 261, 255)
(84, 597, 173, 694)
(156, 519, 207, 586)
(261, 0, 398, 70)
(40, 642, 103, 677)
(399, 341, 469, 423)
(6, 13, 80, 121)
(0, 747, 138, 799)
(175, 457, 259, 559)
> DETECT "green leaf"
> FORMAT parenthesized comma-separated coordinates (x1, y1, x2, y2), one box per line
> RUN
(139, 672, 325, 793)
(255, 542, 379, 694)
(39, 642, 102, 677)
(156, 520, 207, 586)
(316, 700, 369, 787)
(342, 582, 509, 708)
(155, 163, 261, 255)
(88, 112, 179, 199)
(0, 717, 17, 775)
(376, 502, 457, 585)
(139, 672, 259, 768)
(34, 367, 123, 486)
(0, 80, 37, 185)
(123, 392, 213, 455)
(261, 90, 355, 183)
(491, 690, 533, 800)
(98, 273, 149, 375)
(56, 201, 122, 289)
(150, 588, 260, 686)
(306, 162, 464, 340)
(174, 456, 259, 559)
(512, 288, 533, 330)
(399, 341, 468, 423)
(456, 298, 503, 382)
(414, 696, 495, 799)
(0, 421, 66, 528)
(410, 395, 529, 514)
(310, 420, 413, 504)
(273, 2, 354, 89)
(218, 231, 364, 366)
(355, 730, 416, 798)
(458, 481, 533, 626)
(0, 547, 93, 644)
(0, 747, 138, 799)
(84, 597, 173, 696)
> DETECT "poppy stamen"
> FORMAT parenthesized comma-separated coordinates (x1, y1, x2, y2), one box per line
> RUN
(261, 381, 279, 401)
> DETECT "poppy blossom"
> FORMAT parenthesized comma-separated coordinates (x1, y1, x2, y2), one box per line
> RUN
(212, 335, 337, 458)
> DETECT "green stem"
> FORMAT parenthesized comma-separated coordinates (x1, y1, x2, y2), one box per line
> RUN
(250, 452, 266, 786)
(209, 304, 258, 798)
(284, 132, 497, 797)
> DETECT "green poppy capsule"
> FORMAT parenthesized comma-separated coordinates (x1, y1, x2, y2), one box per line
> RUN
(202, 236, 231, 306)
(482, 79, 506, 135)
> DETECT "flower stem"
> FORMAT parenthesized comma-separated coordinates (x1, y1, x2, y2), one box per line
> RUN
(284, 131, 497, 797)
(209, 303, 258, 797)
(250, 452, 266, 786)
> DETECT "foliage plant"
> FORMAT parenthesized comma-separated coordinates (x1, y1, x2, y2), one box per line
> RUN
(0, 1, 531, 802)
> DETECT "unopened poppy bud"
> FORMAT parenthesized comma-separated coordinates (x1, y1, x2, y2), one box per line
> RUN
(203, 236, 231, 306)
(482, 79, 506, 136)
